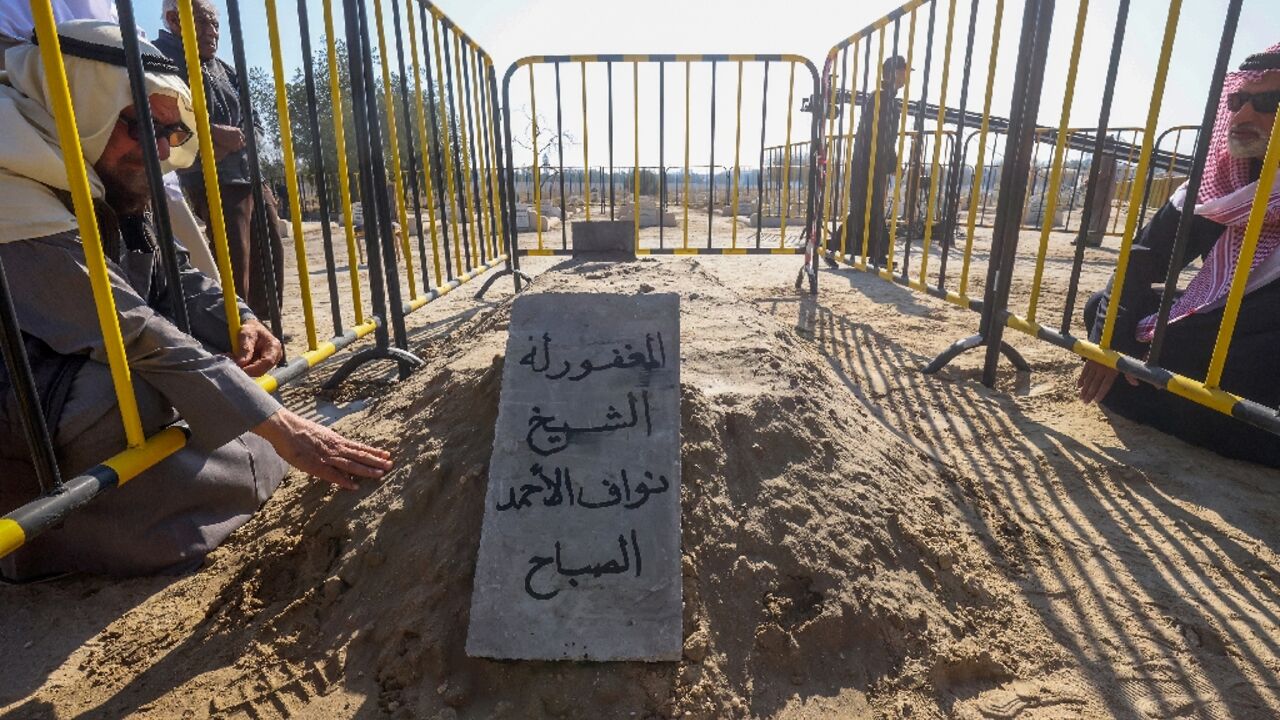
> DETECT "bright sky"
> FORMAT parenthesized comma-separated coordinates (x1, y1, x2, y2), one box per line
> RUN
(129, 0, 1275, 172)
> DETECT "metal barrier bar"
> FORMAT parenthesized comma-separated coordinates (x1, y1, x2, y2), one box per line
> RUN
(859, 28, 886, 267)
(683, 61, 691, 249)
(406, 0, 444, 288)
(553, 61, 568, 251)
(916, 0, 957, 284)
(440, 21, 469, 271)
(1058, 0, 1129, 336)
(755, 61, 770, 248)
(707, 61, 718, 247)
(608, 62, 616, 221)
(819, 64, 839, 255)
(462, 42, 491, 263)
(659, 62, 666, 248)
(424, 10, 456, 281)
(1098, 0, 1183, 350)
(116, 0, 188, 335)
(1204, 124, 1280, 388)
(633, 60, 641, 253)
(30, 0, 144, 447)
(527, 65, 543, 253)
(838, 42, 862, 260)
(450, 32, 479, 268)
(177, 0, 241, 356)
(730, 61, 745, 249)
(900, 0, 937, 280)
(295, 0, 344, 335)
(265, 0, 319, 351)
(0, 256, 61, 493)
(885, 13, 915, 276)
(390, 0, 431, 293)
(324, 0, 366, 320)
(933, 0, 979, 293)
(779, 62, 796, 249)
(581, 62, 591, 221)
(1024, 0, 1089, 324)
(476, 49, 502, 262)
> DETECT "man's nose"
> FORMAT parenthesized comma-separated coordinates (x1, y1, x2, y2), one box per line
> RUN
(155, 137, 171, 162)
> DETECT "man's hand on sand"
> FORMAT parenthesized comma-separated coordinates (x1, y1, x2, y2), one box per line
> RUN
(232, 318, 283, 377)
(253, 408, 393, 490)
(1077, 359, 1138, 404)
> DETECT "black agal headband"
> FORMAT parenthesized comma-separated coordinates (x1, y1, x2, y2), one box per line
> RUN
(1239, 51, 1280, 73)
(30, 30, 182, 77)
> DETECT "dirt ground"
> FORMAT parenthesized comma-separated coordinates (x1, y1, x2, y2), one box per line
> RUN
(1, 214, 1277, 719)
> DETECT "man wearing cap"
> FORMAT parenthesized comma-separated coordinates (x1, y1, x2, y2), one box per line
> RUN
(1079, 44, 1280, 466)
(0, 20, 391, 580)
(833, 55, 908, 266)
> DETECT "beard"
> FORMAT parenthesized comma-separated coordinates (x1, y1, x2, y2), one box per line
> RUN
(1227, 125, 1271, 160)
(98, 161, 154, 217)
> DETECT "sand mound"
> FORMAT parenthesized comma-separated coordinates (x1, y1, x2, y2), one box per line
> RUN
(19, 259, 1057, 718)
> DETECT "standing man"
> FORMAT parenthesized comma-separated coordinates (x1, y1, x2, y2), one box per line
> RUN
(153, 0, 276, 320)
(834, 55, 908, 266)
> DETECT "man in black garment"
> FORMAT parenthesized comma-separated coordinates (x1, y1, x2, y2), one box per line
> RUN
(831, 55, 908, 265)
(153, 0, 279, 320)
(1079, 44, 1280, 466)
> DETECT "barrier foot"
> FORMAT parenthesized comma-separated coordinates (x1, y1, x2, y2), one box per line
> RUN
(923, 334, 1030, 376)
(474, 268, 533, 300)
(793, 261, 817, 295)
(321, 346, 425, 390)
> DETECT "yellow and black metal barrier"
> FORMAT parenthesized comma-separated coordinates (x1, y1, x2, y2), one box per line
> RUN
(499, 54, 823, 262)
(0, 0, 516, 560)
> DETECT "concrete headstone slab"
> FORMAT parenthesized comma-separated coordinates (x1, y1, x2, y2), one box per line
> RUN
(466, 292, 682, 661)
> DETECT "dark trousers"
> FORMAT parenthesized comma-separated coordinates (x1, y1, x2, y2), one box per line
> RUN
(837, 171, 890, 265)
(1083, 286, 1280, 468)
(186, 181, 282, 322)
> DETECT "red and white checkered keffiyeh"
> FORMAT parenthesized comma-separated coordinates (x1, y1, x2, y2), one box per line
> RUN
(1136, 43, 1280, 342)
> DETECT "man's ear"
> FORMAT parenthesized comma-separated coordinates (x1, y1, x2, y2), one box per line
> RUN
(164, 10, 180, 32)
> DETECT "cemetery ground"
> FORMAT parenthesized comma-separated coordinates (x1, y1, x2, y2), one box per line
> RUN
(1, 216, 1278, 719)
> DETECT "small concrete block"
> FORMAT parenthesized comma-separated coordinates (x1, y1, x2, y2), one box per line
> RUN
(572, 221, 636, 256)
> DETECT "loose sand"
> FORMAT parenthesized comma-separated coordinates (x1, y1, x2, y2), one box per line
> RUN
(1, 216, 1277, 719)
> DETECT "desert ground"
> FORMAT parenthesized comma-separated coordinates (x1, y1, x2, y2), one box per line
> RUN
(1, 207, 1277, 719)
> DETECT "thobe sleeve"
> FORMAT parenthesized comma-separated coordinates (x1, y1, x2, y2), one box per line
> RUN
(165, 238, 256, 355)
(1088, 201, 1225, 354)
(0, 231, 281, 450)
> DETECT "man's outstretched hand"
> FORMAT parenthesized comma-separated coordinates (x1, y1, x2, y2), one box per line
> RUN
(1077, 359, 1139, 404)
(233, 318, 284, 377)
(253, 408, 393, 490)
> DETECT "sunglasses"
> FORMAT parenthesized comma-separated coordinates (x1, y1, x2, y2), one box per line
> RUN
(1227, 90, 1280, 114)
(118, 114, 195, 148)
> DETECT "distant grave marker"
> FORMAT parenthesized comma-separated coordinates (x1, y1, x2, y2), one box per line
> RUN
(466, 293, 682, 661)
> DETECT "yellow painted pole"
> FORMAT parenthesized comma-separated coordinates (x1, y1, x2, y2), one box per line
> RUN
(883, 10, 917, 276)
(581, 61, 591, 221)
(481, 56, 506, 261)
(265, 0, 318, 350)
(177, 0, 241, 353)
(1026, 0, 1089, 323)
(405, 1, 443, 287)
(1204, 122, 1280, 388)
(432, 18, 464, 274)
(1110, 129, 1141, 234)
(837, 40, 862, 261)
(29, 0, 144, 447)
(462, 45, 490, 262)
(959, 0, 1004, 297)
(633, 61, 640, 253)
(323, 0, 365, 321)
(917, 0, 957, 284)
(452, 33, 481, 267)
(370, 0, 417, 299)
(859, 29, 886, 266)
(682, 61, 691, 249)
(779, 62, 796, 249)
(1100, 0, 1182, 349)
(730, 61, 744, 249)
(528, 64, 543, 252)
